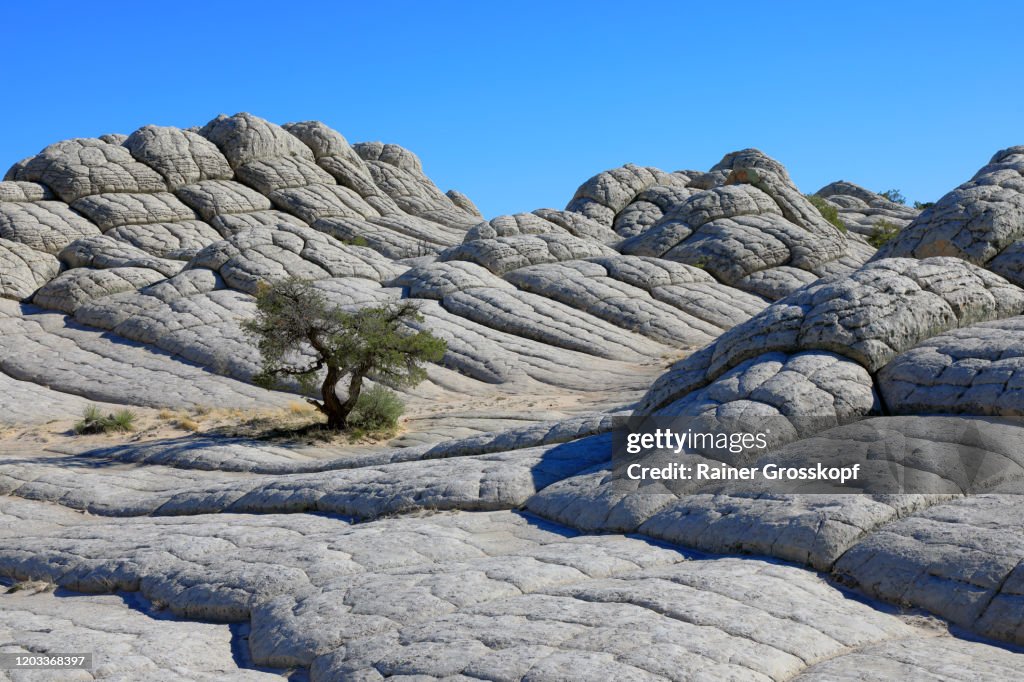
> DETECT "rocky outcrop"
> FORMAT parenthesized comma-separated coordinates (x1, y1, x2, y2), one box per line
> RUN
(614, 150, 861, 300)
(874, 146, 1024, 276)
(639, 257, 1024, 415)
(3, 116, 1024, 678)
(814, 181, 920, 237)
(878, 316, 1024, 415)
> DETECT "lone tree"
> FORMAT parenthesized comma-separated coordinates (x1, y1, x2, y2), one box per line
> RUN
(243, 279, 447, 430)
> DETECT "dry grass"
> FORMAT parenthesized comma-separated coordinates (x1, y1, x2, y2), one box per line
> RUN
(288, 400, 317, 415)
(5, 579, 56, 595)
(176, 417, 201, 432)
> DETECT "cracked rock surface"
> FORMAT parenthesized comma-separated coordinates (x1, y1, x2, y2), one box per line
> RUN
(2, 116, 1024, 678)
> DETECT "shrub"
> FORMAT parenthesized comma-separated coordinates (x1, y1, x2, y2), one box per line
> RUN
(74, 405, 137, 434)
(913, 201, 935, 210)
(806, 195, 847, 233)
(868, 219, 901, 248)
(346, 385, 405, 434)
(879, 189, 906, 205)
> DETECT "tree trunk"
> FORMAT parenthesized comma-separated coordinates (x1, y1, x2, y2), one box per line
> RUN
(336, 371, 364, 428)
(320, 363, 347, 430)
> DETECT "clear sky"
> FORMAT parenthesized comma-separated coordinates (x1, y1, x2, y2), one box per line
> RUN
(2, 1, 1021, 217)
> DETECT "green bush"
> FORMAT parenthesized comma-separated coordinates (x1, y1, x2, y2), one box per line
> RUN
(74, 405, 137, 434)
(879, 189, 906, 205)
(868, 219, 901, 248)
(346, 386, 405, 434)
(913, 201, 935, 210)
(806, 195, 846, 233)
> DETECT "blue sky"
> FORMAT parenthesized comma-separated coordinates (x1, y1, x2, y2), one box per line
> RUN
(2, 1, 1021, 217)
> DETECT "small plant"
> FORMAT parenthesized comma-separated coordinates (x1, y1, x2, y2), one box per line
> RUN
(343, 236, 369, 247)
(868, 219, 901, 248)
(879, 189, 906, 205)
(346, 385, 405, 435)
(806, 194, 847, 233)
(913, 201, 935, 210)
(108, 410, 137, 431)
(74, 405, 137, 434)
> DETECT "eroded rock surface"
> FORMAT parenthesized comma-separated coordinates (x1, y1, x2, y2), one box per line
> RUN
(3, 119, 1024, 679)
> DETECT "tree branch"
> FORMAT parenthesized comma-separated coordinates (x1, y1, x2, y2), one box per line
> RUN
(268, 358, 324, 376)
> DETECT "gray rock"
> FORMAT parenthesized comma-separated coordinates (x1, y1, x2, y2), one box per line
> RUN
(445, 188, 482, 217)
(354, 141, 479, 229)
(0, 180, 54, 202)
(123, 125, 233, 190)
(0, 238, 61, 301)
(565, 163, 668, 226)
(208, 209, 307, 235)
(268, 183, 378, 223)
(463, 210, 620, 244)
(58, 234, 182, 276)
(32, 267, 169, 314)
(175, 179, 274, 222)
(198, 112, 313, 169)
(835, 493, 1024, 645)
(12, 138, 167, 203)
(70, 192, 199, 231)
(0, 200, 100, 254)
(440, 234, 617, 276)
(639, 257, 1024, 414)
(237, 156, 337, 195)
(0, 589, 284, 681)
(185, 223, 403, 294)
(795, 634, 1024, 681)
(105, 220, 223, 260)
(393, 261, 515, 299)
(814, 181, 919, 238)
(313, 215, 453, 259)
(504, 260, 724, 346)
(612, 182, 698, 238)
(879, 315, 1024, 416)
(0, 305, 293, 409)
(875, 146, 1024, 265)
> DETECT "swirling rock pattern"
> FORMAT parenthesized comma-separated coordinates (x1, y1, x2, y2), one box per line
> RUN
(2, 116, 1024, 678)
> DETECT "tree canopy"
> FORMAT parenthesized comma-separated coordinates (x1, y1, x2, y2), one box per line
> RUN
(243, 279, 447, 430)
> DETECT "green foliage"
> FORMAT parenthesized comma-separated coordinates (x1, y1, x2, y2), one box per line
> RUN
(879, 189, 906, 205)
(346, 385, 405, 434)
(74, 405, 137, 434)
(343, 236, 369, 247)
(868, 219, 901, 248)
(243, 279, 447, 430)
(913, 201, 935, 210)
(806, 194, 847, 233)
